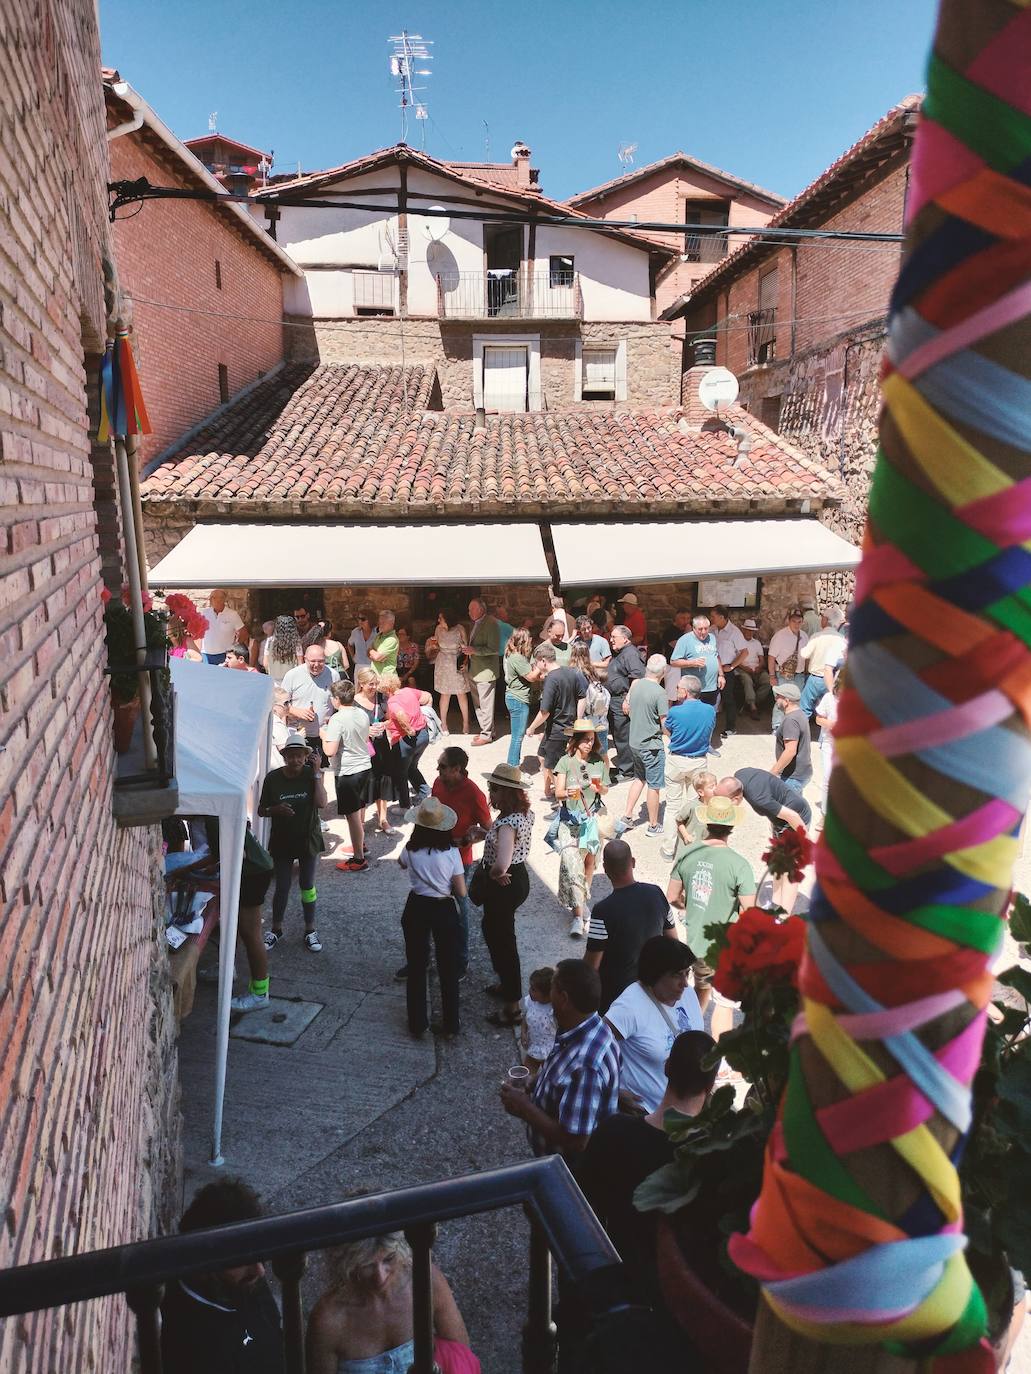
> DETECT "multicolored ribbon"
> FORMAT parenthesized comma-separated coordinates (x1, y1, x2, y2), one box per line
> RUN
(97, 331, 152, 441)
(729, 3, 1031, 1369)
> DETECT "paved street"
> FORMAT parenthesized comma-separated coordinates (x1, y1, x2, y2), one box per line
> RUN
(179, 719, 1030, 1373)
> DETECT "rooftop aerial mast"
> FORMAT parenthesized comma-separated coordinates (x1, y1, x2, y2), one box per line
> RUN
(388, 30, 433, 146)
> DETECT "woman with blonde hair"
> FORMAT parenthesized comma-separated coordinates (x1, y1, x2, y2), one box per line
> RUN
(306, 1232, 477, 1373)
(380, 671, 432, 810)
(354, 665, 394, 835)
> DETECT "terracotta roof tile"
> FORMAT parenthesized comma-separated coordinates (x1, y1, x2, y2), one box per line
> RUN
(140, 363, 842, 515)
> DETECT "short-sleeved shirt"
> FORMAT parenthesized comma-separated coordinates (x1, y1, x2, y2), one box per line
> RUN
(347, 625, 372, 668)
(432, 776, 492, 865)
(671, 840, 755, 952)
(540, 667, 588, 739)
(740, 636, 765, 669)
(736, 766, 812, 830)
(323, 705, 371, 776)
(161, 1275, 283, 1374)
(776, 709, 813, 785)
(400, 844, 463, 899)
(621, 606, 647, 644)
(528, 1012, 621, 1157)
(802, 629, 845, 675)
(588, 634, 611, 664)
(628, 677, 668, 752)
(768, 627, 808, 671)
(665, 699, 716, 757)
(259, 765, 325, 859)
(606, 982, 703, 1113)
(715, 621, 748, 667)
(385, 687, 427, 745)
(504, 651, 535, 704)
(587, 882, 676, 1011)
(483, 810, 534, 866)
(200, 605, 244, 655)
(496, 619, 515, 656)
(554, 754, 610, 819)
(371, 631, 399, 676)
(671, 632, 720, 691)
(281, 664, 339, 738)
(535, 640, 571, 667)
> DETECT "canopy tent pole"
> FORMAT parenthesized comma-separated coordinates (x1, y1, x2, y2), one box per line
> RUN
(210, 805, 247, 1167)
(742, 2, 1030, 1371)
(254, 712, 274, 851)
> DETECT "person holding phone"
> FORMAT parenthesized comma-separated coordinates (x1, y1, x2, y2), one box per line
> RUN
(257, 732, 328, 952)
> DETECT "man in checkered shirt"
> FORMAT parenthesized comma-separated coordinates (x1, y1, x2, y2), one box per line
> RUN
(501, 960, 620, 1162)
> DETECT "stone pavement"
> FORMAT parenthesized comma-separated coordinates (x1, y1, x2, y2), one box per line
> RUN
(177, 716, 1030, 1373)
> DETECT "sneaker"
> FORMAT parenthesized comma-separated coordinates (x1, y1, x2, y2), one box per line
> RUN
(568, 915, 586, 939)
(645, 824, 663, 838)
(304, 931, 323, 952)
(320, 819, 330, 832)
(263, 930, 282, 951)
(709, 747, 722, 759)
(336, 857, 369, 872)
(723, 728, 736, 737)
(613, 815, 634, 836)
(394, 964, 409, 981)
(659, 846, 675, 861)
(231, 989, 269, 1014)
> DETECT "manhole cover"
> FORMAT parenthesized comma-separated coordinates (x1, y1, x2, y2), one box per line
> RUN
(230, 997, 323, 1046)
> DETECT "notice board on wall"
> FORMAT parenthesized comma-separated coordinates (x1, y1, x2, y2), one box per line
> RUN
(697, 577, 760, 609)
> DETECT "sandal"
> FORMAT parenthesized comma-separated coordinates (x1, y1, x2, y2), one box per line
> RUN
(486, 1008, 523, 1028)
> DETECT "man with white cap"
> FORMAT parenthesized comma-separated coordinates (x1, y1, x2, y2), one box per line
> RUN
(769, 682, 813, 794)
(798, 605, 847, 717)
(737, 619, 770, 719)
(616, 592, 647, 647)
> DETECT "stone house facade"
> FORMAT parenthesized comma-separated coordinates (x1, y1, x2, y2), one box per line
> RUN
(566, 152, 786, 322)
(666, 98, 919, 597)
(104, 74, 301, 467)
(1, 16, 181, 1374)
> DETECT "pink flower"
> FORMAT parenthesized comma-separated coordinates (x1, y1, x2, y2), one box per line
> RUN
(100, 587, 112, 605)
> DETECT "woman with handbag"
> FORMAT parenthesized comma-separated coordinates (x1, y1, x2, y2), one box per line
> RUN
(553, 721, 611, 939)
(477, 764, 535, 1029)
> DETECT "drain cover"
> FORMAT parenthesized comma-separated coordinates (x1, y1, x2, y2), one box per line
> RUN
(230, 997, 323, 1046)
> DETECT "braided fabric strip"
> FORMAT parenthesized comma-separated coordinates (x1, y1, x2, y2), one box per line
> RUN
(729, 2, 1031, 1369)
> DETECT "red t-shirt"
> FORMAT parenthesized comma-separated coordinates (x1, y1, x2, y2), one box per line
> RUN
(432, 776, 492, 865)
(623, 606, 647, 645)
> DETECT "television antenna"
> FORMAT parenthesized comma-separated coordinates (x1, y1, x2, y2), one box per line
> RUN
(388, 30, 433, 145)
(208, 111, 218, 133)
(617, 142, 638, 168)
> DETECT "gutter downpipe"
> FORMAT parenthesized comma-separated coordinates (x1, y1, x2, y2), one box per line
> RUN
(105, 82, 144, 141)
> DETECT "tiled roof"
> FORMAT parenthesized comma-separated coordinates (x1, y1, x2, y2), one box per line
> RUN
(567, 152, 786, 209)
(140, 364, 841, 515)
(444, 160, 541, 191)
(661, 98, 920, 316)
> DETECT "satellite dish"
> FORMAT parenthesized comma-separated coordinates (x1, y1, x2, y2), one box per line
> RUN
(698, 367, 739, 412)
(423, 205, 451, 242)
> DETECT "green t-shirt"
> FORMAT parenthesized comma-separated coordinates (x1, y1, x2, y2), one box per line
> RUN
(628, 677, 668, 752)
(555, 754, 610, 815)
(371, 631, 399, 676)
(258, 765, 326, 859)
(672, 840, 755, 954)
(504, 651, 534, 704)
(534, 640, 571, 667)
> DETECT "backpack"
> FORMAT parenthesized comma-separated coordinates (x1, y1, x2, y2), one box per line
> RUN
(584, 679, 611, 726)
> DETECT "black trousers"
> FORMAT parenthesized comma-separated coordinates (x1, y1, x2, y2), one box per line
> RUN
(402, 892, 461, 1034)
(480, 862, 529, 1003)
(608, 699, 633, 776)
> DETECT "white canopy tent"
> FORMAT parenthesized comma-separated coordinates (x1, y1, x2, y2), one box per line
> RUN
(149, 522, 553, 587)
(170, 658, 274, 1165)
(550, 518, 862, 584)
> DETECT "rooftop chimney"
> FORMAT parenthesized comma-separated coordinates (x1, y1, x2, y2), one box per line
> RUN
(681, 336, 718, 427)
(511, 140, 532, 187)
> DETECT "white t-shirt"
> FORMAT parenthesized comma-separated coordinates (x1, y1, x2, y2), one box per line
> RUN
(201, 605, 244, 655)
(606, 980, 703, 1112)
(521, 995, 557, 1061)
(323, 706, 371, 776)
(400, 845, 463, 899)
(715, 621, 747, 667)
(348, 626, 372, 669)
(768, 626, 809, 670)
(740, 636, 765, 669)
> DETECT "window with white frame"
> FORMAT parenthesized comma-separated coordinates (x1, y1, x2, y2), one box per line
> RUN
(575, 340, 627, 403)
(472, 335, 542, 413)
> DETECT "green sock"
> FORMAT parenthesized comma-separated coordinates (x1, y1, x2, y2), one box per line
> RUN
(250, 977, 270, 997)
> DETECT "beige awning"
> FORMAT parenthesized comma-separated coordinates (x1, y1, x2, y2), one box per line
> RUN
(149, 522, 552, 587)
(550, 519, 861, 585)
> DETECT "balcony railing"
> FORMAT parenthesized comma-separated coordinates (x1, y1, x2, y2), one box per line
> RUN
(437, 270, 583, 320)
(0, 1158, 620, 1374)
(747, 307, 777, 365)
(107, 653, 179, 826)
(684, 228, 729, 263)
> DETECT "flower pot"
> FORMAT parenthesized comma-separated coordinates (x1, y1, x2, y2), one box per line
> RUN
(112, 695, 141, 754)
(654, 1211, 753, 1374)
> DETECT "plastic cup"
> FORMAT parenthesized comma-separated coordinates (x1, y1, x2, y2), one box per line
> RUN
(506, 1066, 531, 1091)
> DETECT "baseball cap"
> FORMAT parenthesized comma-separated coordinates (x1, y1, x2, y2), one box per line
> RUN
(695, 796, 738, 828)
(617, 593, 639, 605)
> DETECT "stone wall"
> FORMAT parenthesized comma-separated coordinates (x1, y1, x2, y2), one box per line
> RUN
(285, 316, 680, 409)
(0, 7, 181, 1370)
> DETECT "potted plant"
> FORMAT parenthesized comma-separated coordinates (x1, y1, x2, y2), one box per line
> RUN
(102, 585, 169, 753)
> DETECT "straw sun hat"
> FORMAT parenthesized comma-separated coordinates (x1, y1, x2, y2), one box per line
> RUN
(404, 796, 458, 831)
(482, 763, 532, 790)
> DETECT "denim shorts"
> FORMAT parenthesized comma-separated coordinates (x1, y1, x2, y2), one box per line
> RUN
(631, 746, 665, 789)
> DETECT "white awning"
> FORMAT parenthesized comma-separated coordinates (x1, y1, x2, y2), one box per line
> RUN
(149, 522, 552, 587)
(550, 519, 861, 585)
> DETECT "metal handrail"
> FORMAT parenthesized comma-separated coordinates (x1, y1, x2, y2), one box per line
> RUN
(0, 1159, 620, 1374)
(436, 270, 583, 319)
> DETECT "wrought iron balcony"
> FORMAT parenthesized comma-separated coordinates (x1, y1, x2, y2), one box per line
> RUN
(683, 228, 729, 263)
(747, 307, 777, 366)
(0, 1158, 620, 1374)
(106, 651, 179, 826)
(437, 270, 583, 320)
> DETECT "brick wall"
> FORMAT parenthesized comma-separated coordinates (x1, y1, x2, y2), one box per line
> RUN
(0, 7, 181, 1370)
(285, 317, 681, 408)
(108, 129, 287, 464)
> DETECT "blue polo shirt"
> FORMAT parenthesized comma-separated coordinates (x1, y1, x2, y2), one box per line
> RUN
(672, 632, 720, 691)
(665, 699, 716, 757)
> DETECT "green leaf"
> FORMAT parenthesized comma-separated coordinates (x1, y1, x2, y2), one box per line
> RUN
(633, 1161, 698, 1215)
(1010, 892, 1031, 944)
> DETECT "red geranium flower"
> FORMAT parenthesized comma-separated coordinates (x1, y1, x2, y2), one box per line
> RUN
(761, 826, 813, 883)
(100, 586, 112, 605)
(118, 582, 153, 613)
(713, 907, 807, 1004)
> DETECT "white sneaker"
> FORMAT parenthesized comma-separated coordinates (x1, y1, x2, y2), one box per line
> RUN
(230, 989, 269, 1014)
(568, 915, 586, 939)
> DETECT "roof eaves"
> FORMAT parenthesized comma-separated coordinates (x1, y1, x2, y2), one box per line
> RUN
(566, 151, 787, 209)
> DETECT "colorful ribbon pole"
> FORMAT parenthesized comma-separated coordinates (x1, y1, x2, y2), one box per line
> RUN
(731, 2, 1031, 1371)
(97, 331, 152, 442)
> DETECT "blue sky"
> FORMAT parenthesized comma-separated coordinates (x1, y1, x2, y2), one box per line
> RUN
(100, 0, 937, 203)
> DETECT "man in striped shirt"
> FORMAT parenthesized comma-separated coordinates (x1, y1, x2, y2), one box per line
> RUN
(500, 960, 620, 1162)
